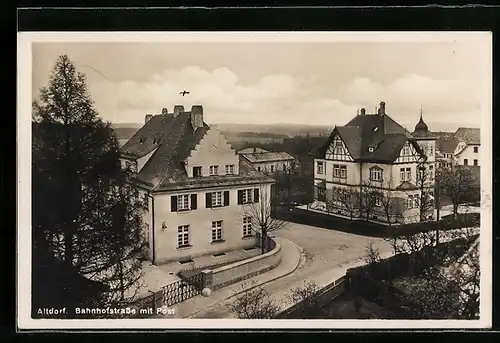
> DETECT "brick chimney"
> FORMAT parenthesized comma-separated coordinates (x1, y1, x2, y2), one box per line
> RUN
(145, 114, 153, 124)
(173, 105, 185, 117)
(360, 108, 366, 116)
(190, 105, 204, 130)
(378, 101, 386, 115)
(161, 108, 168, 115)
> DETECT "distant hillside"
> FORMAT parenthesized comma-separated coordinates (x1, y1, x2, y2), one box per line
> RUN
(212, 123, 332, 137)
(113, 127, 139, 140)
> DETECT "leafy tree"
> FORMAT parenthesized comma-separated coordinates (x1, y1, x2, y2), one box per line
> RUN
(32, 55, 145, 314)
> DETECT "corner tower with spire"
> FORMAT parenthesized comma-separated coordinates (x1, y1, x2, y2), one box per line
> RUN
(411, 106, 437, 181)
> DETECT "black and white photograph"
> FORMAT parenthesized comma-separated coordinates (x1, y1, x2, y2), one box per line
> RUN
(17, 32, 492, 329)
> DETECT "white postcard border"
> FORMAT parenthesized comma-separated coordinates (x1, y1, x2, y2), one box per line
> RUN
(17, 31, 493, 330)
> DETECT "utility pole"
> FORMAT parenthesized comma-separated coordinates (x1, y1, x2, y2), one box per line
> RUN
(435, 172, 441, 246)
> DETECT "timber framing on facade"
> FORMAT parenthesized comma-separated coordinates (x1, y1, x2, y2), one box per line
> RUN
(309, 101, 437, 224)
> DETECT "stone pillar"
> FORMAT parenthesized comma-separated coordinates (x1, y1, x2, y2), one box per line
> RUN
(201, 269, 213, 289)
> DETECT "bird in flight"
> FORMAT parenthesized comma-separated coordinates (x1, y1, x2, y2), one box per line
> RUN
(180, 90, 190, 96)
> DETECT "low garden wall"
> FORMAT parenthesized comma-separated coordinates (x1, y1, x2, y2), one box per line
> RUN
(211, 237, 281, 291)
(274, 205, 480, 238)
(276, 275, 346, 319)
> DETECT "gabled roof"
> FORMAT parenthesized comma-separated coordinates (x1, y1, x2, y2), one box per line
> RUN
(120, 111, 274, 192)
(241, 151, 295, 163)
(310, 110, 424, 163)
(453, 127, 480, 145)
(396, 181, 418, 190)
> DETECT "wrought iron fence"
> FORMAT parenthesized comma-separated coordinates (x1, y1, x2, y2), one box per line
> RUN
(161, 272, 204, 307)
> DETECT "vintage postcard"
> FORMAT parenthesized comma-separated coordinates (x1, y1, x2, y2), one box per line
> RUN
(17, 31, 492, 330)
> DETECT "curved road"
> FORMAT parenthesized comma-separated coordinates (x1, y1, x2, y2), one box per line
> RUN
(192, 222, 394, 318)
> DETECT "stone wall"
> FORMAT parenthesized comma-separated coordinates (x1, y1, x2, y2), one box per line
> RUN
(211, 238, 282, 291)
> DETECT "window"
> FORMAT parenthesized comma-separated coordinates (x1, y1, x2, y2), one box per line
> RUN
(177, 225, 189, 248)
(340, 166, 347, 178)
(238, 189, 259, 205)
(375, 195, 382, 207)
(242, 217, 252, 237)
(464, 159, 469, 166)
(209, 165, 219, 176)
(211, 221, 223, 242)
(474, 146, 479, 153)
(370, 168, 382, 181)
(413, 195, 419, 209)
(333, 165, 340, 178)
(242, 189, 253, 204)
(257, 166, 261, 171)
(171, 194, 197, 212)
(402, 146, 409, 155)
(407, 195, 413, 209)
(429, 145, 434, 155)
(283, 163, 287, 170)
(405, 168, 411, 181)
(271, 165, 275, 173)
(317, 161, 324, 175)
(335, 145, 343, 154)
(429, 165, 434, 179)
(225, 164, 235, 175)
(473, 159, 478, 166)
(193, 166, 202, 177)
(400, 168, 405, 181)
(177, 194, 190, 211)
(211, 191, 223, 207)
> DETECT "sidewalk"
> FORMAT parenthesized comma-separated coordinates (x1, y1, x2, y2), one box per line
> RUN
(154, 237, 303, 318)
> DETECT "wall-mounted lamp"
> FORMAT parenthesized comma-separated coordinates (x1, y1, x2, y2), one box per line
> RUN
(162, 222, 167, 231)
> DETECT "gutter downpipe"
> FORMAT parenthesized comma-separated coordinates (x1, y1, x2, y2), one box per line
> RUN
(146, 191, 156, 265)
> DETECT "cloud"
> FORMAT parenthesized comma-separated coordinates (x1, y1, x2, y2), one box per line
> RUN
(87, 66, 482, 128)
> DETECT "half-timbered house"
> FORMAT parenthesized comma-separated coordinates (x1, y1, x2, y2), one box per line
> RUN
(310, 101, 435, 224)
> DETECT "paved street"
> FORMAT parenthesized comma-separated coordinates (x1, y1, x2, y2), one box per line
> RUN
(191, 222, 394, 318)
(187, 204, 481, 318)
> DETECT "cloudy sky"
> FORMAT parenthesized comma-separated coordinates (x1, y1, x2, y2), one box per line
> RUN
(32, 37, 489, 131)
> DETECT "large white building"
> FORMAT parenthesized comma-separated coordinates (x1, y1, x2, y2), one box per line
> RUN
(119, 105, 274, 265)
(310, 101, 436, 224)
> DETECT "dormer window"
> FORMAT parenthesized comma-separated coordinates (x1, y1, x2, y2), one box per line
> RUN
(209, 165, 219, 176)
(193, 166, 202, 177)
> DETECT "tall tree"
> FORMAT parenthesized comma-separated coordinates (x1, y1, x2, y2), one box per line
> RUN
(32, 55, 145, 312)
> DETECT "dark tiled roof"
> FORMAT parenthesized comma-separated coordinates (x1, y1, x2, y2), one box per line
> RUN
(430, 131, 455, 139)
(139, 158, 274, 192)
(237, 148, 269, 154)
(241, 151, 295, 163)
(436, 138, 459, 153)
(120, 114, 174, 158)
(453, 127, 480, 145)
(310, 113, 424, 163)
(120, 112, 274, 192)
